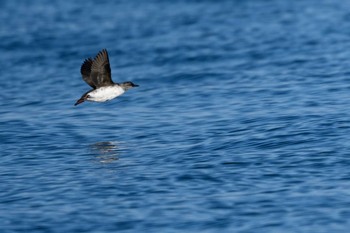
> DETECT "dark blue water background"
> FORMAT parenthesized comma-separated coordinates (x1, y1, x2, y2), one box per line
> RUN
(1, 0, 350, 232)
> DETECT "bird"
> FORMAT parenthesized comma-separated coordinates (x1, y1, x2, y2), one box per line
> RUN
(74, 49, 138, 106)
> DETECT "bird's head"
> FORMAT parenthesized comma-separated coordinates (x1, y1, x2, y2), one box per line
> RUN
(120, 81, 139, 90)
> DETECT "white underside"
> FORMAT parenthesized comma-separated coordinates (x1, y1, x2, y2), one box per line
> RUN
(87, 86, 125, 102)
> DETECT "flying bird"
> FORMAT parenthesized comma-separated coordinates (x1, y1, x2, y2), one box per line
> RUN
(75, 49, 138, 106)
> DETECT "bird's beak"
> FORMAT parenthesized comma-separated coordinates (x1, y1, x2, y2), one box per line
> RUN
(133, 84, 139, 87)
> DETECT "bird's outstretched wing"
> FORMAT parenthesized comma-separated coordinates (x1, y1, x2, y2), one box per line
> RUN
(80, 58, 95, 88)
(90, 49, 114, 88)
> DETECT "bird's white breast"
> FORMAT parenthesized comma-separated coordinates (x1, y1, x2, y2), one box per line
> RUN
(87, 86, 125, 102)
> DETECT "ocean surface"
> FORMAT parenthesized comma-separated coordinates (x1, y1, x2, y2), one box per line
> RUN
(1, 0, 350, 232)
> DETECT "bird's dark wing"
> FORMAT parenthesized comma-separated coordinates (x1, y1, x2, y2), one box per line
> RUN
(90, 49, 114, 87)
(80, 58, 96, 89)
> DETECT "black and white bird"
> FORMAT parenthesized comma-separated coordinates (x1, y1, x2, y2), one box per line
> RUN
(75, 49, 138, 106)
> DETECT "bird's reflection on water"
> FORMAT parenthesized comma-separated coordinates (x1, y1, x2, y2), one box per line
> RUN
(89, 141, 125, 164)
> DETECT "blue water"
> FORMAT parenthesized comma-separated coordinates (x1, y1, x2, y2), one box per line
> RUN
(1, 0, 350, 232)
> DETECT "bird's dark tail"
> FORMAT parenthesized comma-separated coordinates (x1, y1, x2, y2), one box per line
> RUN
(74, 97, 85, 106)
